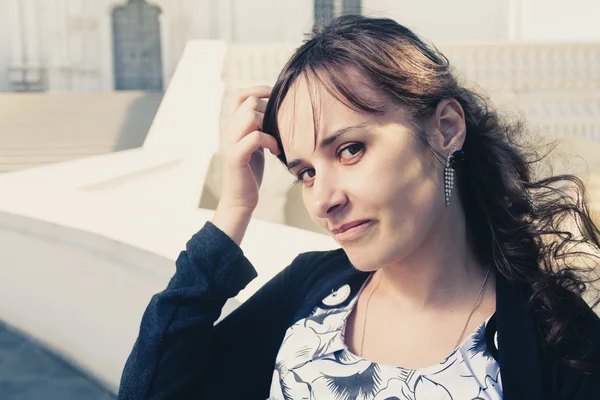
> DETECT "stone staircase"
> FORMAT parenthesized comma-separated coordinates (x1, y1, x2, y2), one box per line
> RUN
(0, 92, 163, 173)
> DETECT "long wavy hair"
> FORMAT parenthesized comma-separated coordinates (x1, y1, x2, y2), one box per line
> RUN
(262, 15, 600, 372)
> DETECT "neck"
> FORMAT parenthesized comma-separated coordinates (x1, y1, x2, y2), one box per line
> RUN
(376, 204, 491, 311)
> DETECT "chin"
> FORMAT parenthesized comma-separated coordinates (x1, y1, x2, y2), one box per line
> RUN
(343, 240, 409, 272)
(342, 248, 386, 273)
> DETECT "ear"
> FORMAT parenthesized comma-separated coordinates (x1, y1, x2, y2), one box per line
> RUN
(431, 99, 466, 153)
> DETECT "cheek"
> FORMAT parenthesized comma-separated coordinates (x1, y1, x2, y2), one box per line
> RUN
(376, 153, 441, 221)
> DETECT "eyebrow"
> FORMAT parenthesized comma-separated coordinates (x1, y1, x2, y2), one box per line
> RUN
(286, 122, 369, 170)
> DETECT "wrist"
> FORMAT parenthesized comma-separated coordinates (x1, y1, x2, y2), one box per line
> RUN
(211, 205, 253, 246)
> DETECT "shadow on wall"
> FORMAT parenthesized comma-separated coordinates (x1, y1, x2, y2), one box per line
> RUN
(114, 92, 164, 151)
(198, 154, 220, 211)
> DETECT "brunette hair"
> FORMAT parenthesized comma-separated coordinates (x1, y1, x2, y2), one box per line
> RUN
(262, 15, 600, 372)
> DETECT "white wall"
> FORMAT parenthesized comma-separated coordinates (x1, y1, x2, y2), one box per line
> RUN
(0, 0, 211, 92)
(0, 0, 12, 91)
(363, 0, 511, 43)
(0, 219, 172, 392)
(520, 0, 600, 41)
(230, 0, 313, 42)
(364, 0, 600, 43)
(2, 0, 600, 93)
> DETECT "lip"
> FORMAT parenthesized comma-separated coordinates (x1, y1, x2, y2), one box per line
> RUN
(331, 220, 372, 242)
(331, 220, 370, 234)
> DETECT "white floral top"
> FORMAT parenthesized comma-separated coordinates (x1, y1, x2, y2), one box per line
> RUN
(269, 280, 503, 400)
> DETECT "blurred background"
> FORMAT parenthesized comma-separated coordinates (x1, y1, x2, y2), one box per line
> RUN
(0, 0, 599, 398)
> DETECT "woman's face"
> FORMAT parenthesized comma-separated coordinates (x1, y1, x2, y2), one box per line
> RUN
(277, 75, 447, 271)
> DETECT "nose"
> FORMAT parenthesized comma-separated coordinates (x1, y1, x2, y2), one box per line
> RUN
(308, 173, 347, 219)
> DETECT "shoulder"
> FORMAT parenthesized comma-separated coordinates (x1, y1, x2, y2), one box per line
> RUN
(549, 306, 600, 397)
(253, 247, 350, 299)
(288, 247, 351, 278)
(274, 248, 368, 320)
(281, 247, 356, 296)
(497, 275, 600, 381)
(533, 285, 600, 378)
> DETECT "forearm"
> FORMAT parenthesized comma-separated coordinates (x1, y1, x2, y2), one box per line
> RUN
(118, 222, 257, 399)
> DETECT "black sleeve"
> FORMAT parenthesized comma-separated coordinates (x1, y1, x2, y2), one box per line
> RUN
(117, 221, 316, 399)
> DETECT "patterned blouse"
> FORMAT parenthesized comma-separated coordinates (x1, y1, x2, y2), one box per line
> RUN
(269, 279, 503, 400)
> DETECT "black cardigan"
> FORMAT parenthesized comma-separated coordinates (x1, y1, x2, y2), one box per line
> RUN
(118, 222, 600, 399)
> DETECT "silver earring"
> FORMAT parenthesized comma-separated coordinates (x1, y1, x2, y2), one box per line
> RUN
(444, 147, 465, 206)
(444, 152, 455, 206)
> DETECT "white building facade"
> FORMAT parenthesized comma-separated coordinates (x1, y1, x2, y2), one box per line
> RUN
(0, 0, 599, 93)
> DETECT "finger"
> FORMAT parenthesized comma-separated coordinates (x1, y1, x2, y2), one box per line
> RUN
(245, 96, 267, 113)
(233, 86, 271, 109)
(238, 95, 268, 114)
(256, 98, 267, 113)
(220, 109, 264, 151)
(230, 109, 264, 141)
(230, 131, 280, 166)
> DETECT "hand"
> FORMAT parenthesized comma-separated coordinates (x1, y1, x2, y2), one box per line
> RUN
(217, 86, 280, 218)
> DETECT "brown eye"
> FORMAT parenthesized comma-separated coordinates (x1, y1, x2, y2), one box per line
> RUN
(337, 143, 365, 162)
(296, 168, 315, 183)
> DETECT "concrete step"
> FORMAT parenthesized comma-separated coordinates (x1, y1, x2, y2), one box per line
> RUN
(0, 92, 163, 173)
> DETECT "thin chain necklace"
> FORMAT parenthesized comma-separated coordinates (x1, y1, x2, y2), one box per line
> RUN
(358, 265, 492, 357)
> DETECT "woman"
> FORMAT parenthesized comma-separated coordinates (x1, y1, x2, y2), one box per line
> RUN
(118, 16, 600, 399)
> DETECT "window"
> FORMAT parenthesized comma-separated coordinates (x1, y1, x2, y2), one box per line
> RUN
(112, 0, 163, 91)
(314, 0, 361, 27)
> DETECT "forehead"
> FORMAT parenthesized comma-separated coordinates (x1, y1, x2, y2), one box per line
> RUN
(276, 70, 386, 155)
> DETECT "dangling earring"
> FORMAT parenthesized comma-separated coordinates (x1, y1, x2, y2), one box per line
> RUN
(444, 146, 465, 206)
